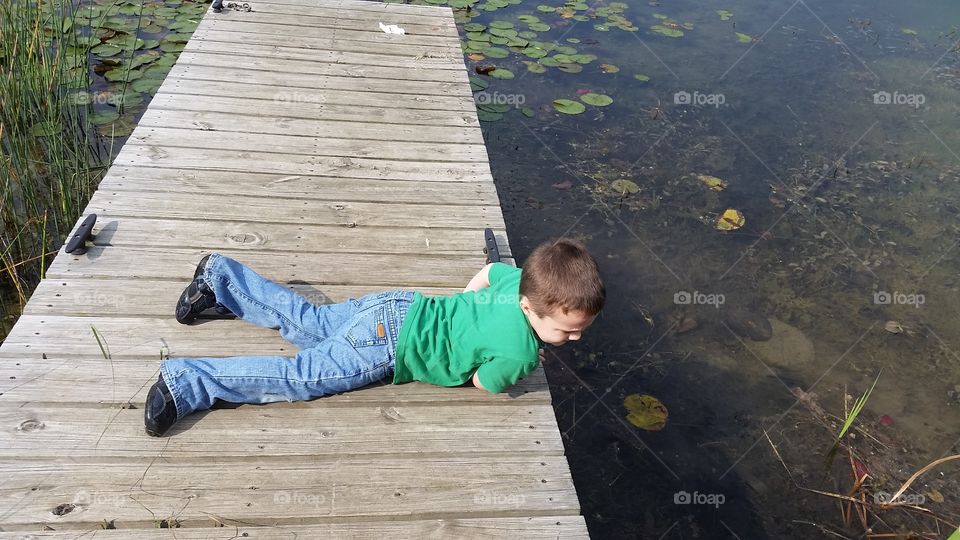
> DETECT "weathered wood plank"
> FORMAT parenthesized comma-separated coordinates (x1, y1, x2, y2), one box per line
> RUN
(144, 92, 477, 127)
(201, 10, 457, 38)
(109, 146, 490, 180)
(156, 78, 476, 112)
(80, 191, 504, 229)
(44, 247, 508, 287)
(186, 38, 464, 69)
(134, 110, 484, 143)
(201, 16, 454, 48)
(175, 51, 464, 83)
(73, 218, 511, 255)
(126, 127, 486, 161)
(0, 457, 579, 530)
(166, 63, 472, 97)
(242, 0, 454, 18)
(0, 355, 550, 405)
(0, 403, 563, 458)
(98, 167, 495, 200)
(221, 0, 459, 26)
(191, 27, 463, 64)
(21, 279, 462, 316)
(0, 517, 589, 538)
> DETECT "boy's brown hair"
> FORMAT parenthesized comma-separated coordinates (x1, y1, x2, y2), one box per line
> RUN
(519, 238, 605, 317)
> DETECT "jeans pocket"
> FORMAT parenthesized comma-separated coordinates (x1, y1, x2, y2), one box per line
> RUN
(345, 304, 389, 348)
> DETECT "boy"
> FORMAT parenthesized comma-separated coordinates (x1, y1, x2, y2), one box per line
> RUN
(144, 238, 604, 436)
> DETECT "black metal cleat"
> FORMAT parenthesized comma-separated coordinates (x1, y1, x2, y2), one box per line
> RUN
(483, 228, 500, 264)
(65, 214, 97, 255)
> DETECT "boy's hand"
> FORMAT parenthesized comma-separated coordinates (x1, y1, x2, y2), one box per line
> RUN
(463, 263, 493, 292)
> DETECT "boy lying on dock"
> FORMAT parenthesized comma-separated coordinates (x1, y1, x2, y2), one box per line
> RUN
(144, 238, 605, 436)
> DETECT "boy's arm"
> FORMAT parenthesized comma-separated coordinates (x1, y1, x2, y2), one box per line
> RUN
(463, 263, 493, 292)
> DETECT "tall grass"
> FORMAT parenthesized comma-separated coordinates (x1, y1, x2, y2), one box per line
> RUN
(0, 0, 110, 338)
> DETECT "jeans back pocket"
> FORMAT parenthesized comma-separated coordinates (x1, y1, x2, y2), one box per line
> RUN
(345, 305, 389, 348)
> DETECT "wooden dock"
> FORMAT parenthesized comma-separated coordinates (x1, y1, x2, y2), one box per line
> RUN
(0, 0, 588, 537)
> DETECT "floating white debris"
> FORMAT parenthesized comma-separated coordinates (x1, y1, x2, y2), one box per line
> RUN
(379, 22, 405, 35)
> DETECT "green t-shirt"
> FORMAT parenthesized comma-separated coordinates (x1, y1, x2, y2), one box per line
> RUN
(393, 263, 542, 393)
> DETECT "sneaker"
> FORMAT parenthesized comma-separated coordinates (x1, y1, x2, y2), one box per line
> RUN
(144, 374, 178, 437)
(175, 255, 218, 324)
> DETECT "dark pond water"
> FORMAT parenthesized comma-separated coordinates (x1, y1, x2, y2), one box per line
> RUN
(465, 0, 960, 537)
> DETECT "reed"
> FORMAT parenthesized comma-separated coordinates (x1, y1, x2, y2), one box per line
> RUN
(0, 0, 110, 337)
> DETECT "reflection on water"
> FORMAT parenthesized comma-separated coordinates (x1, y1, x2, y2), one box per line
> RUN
(474, 0, 960, 536)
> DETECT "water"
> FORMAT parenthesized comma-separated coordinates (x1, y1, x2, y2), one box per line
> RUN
(472, 0, 960, 536)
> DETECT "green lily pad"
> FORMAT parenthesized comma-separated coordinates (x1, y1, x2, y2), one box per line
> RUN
(469, 75, 490, 91)
(901, 28, 918, 35)
(467, 31, 491, 41)
(520, 106, 535, 117)
(523, 46, 548, 58)
(518, 30, 539, 39)
(540, 56, 560, 67)
(569, 53, 596, 64)
(552, 53, 574, 63)
(89, 110, 121, 126)
(91, 43, 123, 57)
(464, 22, 486, 31)
(29, 121, 62, 137)
(566, 37, 580, 43)
(524, 61, 546, 73)
(104, 68, 144, 82)
(131, 77, 163, 93)
(489, 68, 514, 79)
(554, 45, 577, 54)
(594, 24, 610, 31)
(572, 14, 589, 21)
(506, 37, 530, 47)
(483, 47, 509, 58)
(536, 4, 555, 11)
(490, 27, 518, 37)
(518, 15, 540, 23)
(478, 102, 511, 113)
(552, 99, 585, 114)
(528, 22, 551, 31)
(97, 116, 137, 137)
(651, 25, 683, 37)
(489, 36, 510, 44)
(107, 91, 144, 108)
(467, 40, 492, 50)
(652, 13, 668, 20)
(580, 93, 612, 106)
(735, 31, 752, 43)
(489, 20, 513, 29)
(633, 73, 650, 82)
(557, 63, 582, 73)
(717, 9, 733, 21)
(477, 109, 503, 122)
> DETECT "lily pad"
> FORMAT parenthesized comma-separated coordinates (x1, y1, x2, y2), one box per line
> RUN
(518, 15, 540, 23)
(580, 93, 612, 106)
(489, 36, 510, 45)
(469, 75, 490, 91)
(518, 30, 539, 39)
(599, 63, 619, 73)
(104, 68, 144, 82)
(97, 116, 137, 137)
(524, 61, 546, 73)
(521, 107, 535, 117)
(464, 22, 486, 31)
(490, 27, 518, 37)
(523, 46, 548, 58)
(467, 31, 491, 41)
(557, 63, 582, 73)
(91, 43, 123, 57)
(651, 25, 683, 37)
(716, 208, 745, 231)
(569, 53, 596, 64)
(489, 68, 514, 79)
(528, 22, 551, 31)
(565, 37, 580, 43)
(540, 57, 560, 67)
(633, 73, 650, 82)
(611, 179, 639, 193)
(624, 394, 668, 431)
(484, 47, 509, 58)
(696, 174, 727, 191)
(536, 4, 555, 12)
(735, 31, 752, 43)
(552, 98, 585, 114)
(717, 9, 733, 21)
(489, 20, 514, 29)
(477, 109, 503, 122)
(89, 110, 121, 126)
(901, 28, 917, 35)
(29, 121, 62, 137)
(131, 77, 163, 94)
(594, 24, 610, 31)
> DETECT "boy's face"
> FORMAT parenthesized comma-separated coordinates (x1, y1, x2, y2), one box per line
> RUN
(520, 297, 596, 346)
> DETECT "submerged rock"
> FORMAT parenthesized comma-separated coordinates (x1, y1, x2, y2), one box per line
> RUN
(722, 307, 773, 341)
(747, 319, 816, 368)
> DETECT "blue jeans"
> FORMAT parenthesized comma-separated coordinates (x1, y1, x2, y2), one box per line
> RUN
(161, 253, 415, 420)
